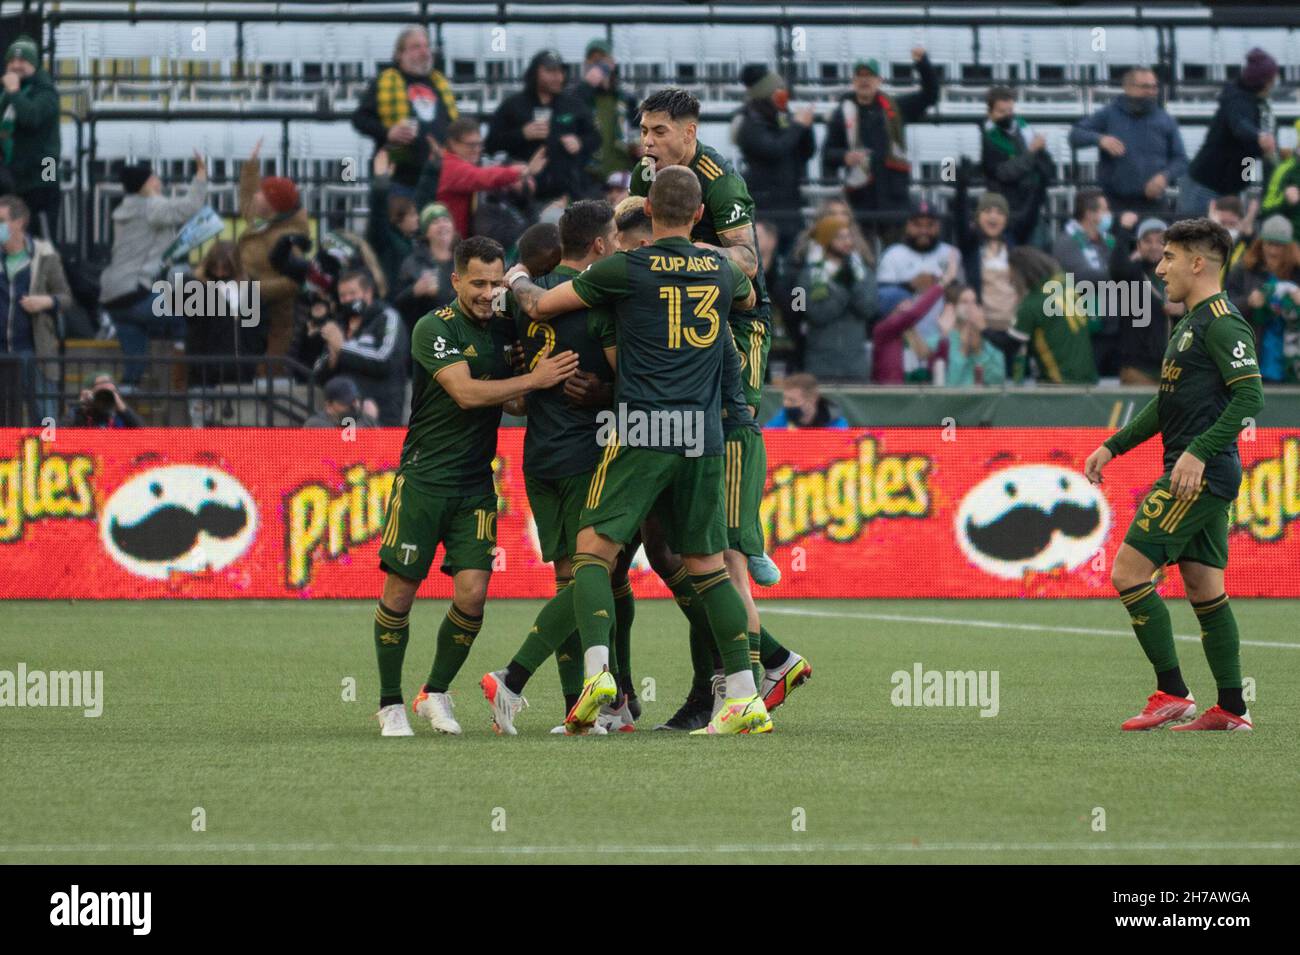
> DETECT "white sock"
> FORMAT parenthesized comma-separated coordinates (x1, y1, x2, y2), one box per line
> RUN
(725, 670, 757, 699)
(584, 646, 609, 677)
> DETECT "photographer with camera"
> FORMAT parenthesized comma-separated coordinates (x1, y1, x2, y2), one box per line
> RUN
(310, 269, 408, 426)
(63, 371, 142, 428)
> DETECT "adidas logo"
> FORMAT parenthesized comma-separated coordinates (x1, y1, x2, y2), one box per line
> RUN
(379, 631, 403, 646)
(593, 609, 609, 618)
(1130, 615, 1149, 626)
(452, 633, 475, 647)
(464, 344, 478, 357)
(733, 632, 747, 642)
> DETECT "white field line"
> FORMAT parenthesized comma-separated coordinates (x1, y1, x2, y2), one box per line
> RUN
(1, 842, 1297, 856)
(762, 605, 1300, 651)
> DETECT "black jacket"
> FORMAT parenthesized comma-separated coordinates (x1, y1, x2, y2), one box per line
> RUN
(351, 66, 457, 187)
(735, 100, 816, 221)
(486, 54, 601, 202)
(980, 120, 1055, 245)
(313, 300, 409, 426)
(393, 241, 455, 330)
(1188, 80, 1271, 195)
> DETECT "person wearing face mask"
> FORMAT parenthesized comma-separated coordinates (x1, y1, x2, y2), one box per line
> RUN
(1052, 188, 1120, 374)
(1208, 196, 1254, 278)
(765, 373, 848, 429)
(1069, 68, 1187, 221)
(313, 269, 410, 426)
(1110, 213, 1181, 385)
(733, 64, 816, 256)
(980, 86, 1055, 247)
(0, 37, 60, 239)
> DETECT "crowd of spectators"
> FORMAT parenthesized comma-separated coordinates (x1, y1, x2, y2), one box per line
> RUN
(2, 26, 1299, 429)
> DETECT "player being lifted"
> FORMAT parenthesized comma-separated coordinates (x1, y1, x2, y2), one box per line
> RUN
(489, 165, 770, 735)
(631, 89, 811, 727)
(1084, 218, 1264, 732)
(372, 236, 578, 737)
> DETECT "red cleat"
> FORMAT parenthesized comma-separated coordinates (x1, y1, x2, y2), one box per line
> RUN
(1121, 691, 1196, 731)
(1170, 704, 1253, 732)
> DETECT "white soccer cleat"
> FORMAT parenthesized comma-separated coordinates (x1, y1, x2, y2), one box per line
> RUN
(549, 722, 608, 736)
(479, 670, 528, 736)
(376, 703, 414, 737)
(413, 688, 462, 735)
(596, 699, 637, 733)
(760, 651, 813, 712)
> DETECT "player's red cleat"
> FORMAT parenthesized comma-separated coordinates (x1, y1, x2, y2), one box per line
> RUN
(1121, 691, 1196, 731)
(1169, 704, 1253, 732)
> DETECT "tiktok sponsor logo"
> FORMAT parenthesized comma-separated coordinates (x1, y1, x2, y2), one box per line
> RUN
(595, 403, 706, 457)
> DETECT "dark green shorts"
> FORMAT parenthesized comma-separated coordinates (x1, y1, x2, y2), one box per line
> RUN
(732, 320, 770, 410)
(525, 472, 590, 564)
(1122, 476, 1232, 570)
(581, 442, 727, 556)
(378, 474, 497, 580)
(724, 426, 766, 556)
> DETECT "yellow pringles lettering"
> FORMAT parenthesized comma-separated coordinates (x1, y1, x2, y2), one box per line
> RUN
(286, 467, 394, 589)
(1233, 437, 1300, 542)
(0, 437, 96, 542)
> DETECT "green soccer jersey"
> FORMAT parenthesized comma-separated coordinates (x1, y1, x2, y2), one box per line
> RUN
(721, 328, 759, 435)
(400, 299, 514, 496)
(570, 235, 753, 457)
(516, 264, 616, 481)
(1155, 292, 1261, 499)
(1012, 274, 1099, 384)
(629, 141, 771, 333)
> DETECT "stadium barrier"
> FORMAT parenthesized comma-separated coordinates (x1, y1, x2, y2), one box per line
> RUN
(2, 426, 1298, 600)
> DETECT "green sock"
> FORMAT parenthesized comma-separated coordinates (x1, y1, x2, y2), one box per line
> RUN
(748, 631, 761, 685)
(759, 626, 790, 670)
(555, 631, 585, 697)
(1119, 582, 1179, 676)
(513, 577, 577, 673)
(612, 579, 635, 688)
(689, 569, 750, 678)
(374, 602, 410, 704)
(425, 604, 482, 693)
(572, 554, 615, 664)
(666, 566, 715, 692)
(1193, 594, 1242, 690)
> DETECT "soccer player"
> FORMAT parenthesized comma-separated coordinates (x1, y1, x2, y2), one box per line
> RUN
(496, 164, 771, 736)
(1084, 217, 1264, 732)
(373, 236, 578, 737)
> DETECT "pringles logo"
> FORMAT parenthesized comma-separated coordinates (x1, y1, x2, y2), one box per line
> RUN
(0, 437, 96, 541)
(1234, 437, 1300, 541)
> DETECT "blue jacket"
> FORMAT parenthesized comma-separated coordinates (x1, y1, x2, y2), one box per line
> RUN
(1069, 98, 1187, 201)
(0, 243, 35, 353)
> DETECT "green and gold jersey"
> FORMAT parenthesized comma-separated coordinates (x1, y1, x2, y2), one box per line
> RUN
(570, 235, 753, 457)
(400, 299, 514, 496)
(1157, 292, 1260, 499)
(721, 330, 758, 435)
(630, 140, 771, 333)
(1012, 274, 1099, 384)
(516, 264, 616, 481)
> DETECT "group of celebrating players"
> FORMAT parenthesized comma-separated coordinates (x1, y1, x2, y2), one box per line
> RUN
(370, 88, 812, 737)
(368, 84, 1264, 739)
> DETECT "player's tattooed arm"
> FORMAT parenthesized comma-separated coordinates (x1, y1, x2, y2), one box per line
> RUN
(504, 264, 587, 320)
(711, 227, 759, 279)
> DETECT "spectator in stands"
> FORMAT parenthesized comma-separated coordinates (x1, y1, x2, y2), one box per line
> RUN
(438, 118, 543, 242)
(0, 36, 59, 239)
(487, 49, 599, 204)
(1208, 195, 1254, 277)
(303, 376, 377, 429)
(876, 199, 962, 345)
(952, 159, 1019, 372)
(1052, 188, 1117, 374)
(790, 197, 874, 271)
(366, 150, 421, 294)
(1007, 246, 1097, 384)
(351, 26, 458, 194)
(797, 213, 877, 381)
(238, 139, 310, 357)
(1178, 47, 1279, 217)
(1226, 216, 1300, 383)
(870, 272, 951, 385)
(765, 372, 848, 429)
(312, 269, 408, 425)
(63, 372, 141, 428)
(603, 170, 630, 208)
(1261, 119, 1300, 241)
(734, 64, 816, 254)
(928, 285, 1006, 387)
(1109, 213, 1179, 385)
(981, 86, 1055, 247)
(573, 39, 640, 195)
(0, 193, 70, 423)
(184, 241, 266, 393)
(822, 48, 939, 242)
(394, 201, 456, 331)
(101, 154, 208, 384)
(1069, 67, 1187, 220)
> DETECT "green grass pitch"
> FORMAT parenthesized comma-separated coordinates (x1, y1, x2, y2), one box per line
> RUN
(2, 598, 1298, 865)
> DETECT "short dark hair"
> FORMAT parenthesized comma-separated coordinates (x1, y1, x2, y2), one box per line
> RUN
(986, 85, 1016, 110)
(1073, 188, 1106, 222)
(337, 268, 375, 293)
(559, 199, 615, 259)
(1008, 246, 1059, 294)
(1212, 195, 1244, 218)
(639, 87, 700, 122)
(516, 222, 561, 277)
(616, 204, 651, 237)
(1164, 217, 1232, 266)
(446, 118, 481, 143)
(647, 165, 702, 228)
(0, 194, 30, 225)
(454, 235, 505, 273)
(387, 194, 415, 229)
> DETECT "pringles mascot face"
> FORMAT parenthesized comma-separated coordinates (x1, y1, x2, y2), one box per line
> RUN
(955, 461, 1108, 580)
(101, 464, 257, 580)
